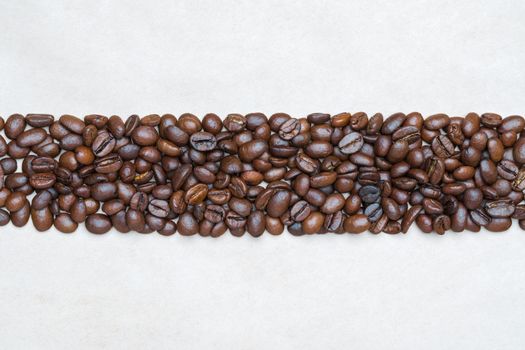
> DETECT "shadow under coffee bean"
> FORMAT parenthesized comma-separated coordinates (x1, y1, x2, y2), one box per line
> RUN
(0, 111, 524, 236)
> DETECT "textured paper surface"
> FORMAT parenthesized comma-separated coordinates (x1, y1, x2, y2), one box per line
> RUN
(1, 1, 525, 349)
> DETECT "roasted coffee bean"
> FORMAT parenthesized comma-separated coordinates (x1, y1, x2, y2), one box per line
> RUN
(267, 190, 291, 218)
(60, 115, 85, 134)
(433, 215, 451, 235)
(485, 199, 515, 218)
(470, 208, 491, 226)
(431, 135, 455, 158)
(401, 205, 422, 233)
(338, 132, 364, 154)
(31, 207, 53, 231)
(190, 132, 217, 151)
(279, 118, 301, 140)
(92, 131, 116, 157)
(247, 210, 265, 237)
(344, 214, 370, 233)
(185, 184, 208, 204)
(17, 128, 47, 148)
(54, 213, 78, 233)
(83, 214, 111, 234)
(26, 114, 54, 127)
(29, 172, 56, 189)
(148, 199, 170, 218)
(95, 154, 122, 173)
(358, 185, 381, 204)
(290, 200, 311, 222)
(225, 210, 247, 229)
(364, 202, 383, 222)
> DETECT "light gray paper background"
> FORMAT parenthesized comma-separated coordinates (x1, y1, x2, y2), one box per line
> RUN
(1, 1, 525, 349)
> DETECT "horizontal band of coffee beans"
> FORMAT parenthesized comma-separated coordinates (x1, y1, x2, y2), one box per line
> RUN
(0, 112, 524, 236)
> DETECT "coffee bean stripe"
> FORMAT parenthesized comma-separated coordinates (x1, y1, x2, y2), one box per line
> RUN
(0, 112, 524, 236)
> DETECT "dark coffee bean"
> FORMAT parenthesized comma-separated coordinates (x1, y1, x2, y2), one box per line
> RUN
(267, 190, 291, 218)
(126, 209, 146, 232)
(5, 114, 26, 139)
(320, 193, 345, 214)
(31, 207, 53, 231)
(344, 214, 370, 233)
(470, 208, 491, 227)
(433, 215, 451, 235)
(132, 126, 159, 146)
(92, 131, 116, 157)
(228, 197, 252, 217)
(364, 202, 383, 222)
(11, 201, 30, 227)
(26, 114, 54, 127)
(290, 200, 311, 222)
(6, 191, 26, 212)
(148, 199, 170, 218)
(485, 199, 515, 218)
(481, 113, 502, 127)
(17, 128, 47, 148)
(431, 135, 455, 158)
(29, 172, 56, 189)
(324, 211, 344, 232)
(83, 214, 111, 234)
(358, 185, 381, 204)
(91, 182, 117, 201)
(190, 132, 217, 151)
(225, 210, 247, 229)
(185, 184, 208, 205)
(239, 140, 268, 162)
(486, 217, 512, 232)
(422, 198, 443, 215)
(95, 154, 123, 174)
(424, 113, 450, 130)
(400, 205, 422, 233)
(497, 160, 518, 180)
(59, 115, 85, 134)
(279, 118, 301, 140)
(54, 213, 78, 233)
(247, 210, 265, 237)
(416, 214, 433, 233)
(338, 132, 364, 154)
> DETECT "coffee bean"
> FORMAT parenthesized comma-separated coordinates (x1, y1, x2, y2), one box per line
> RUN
(290, 200, 311, 222)
(431, 135, 455, 158)
(148, 199, 170, 218)
(225, 210, 246, 229)
(470, 208, 491, 227)
(401, 204, 422, 233)
(190, 132, 217, 151)
(364, 202, 383, 222)
(433, 215, 451, 235)
(185, 184, 208, 205)
(344, 214, 370, 233)
(485, 199, 515, 218)
(5, 114, 26, 139)
(29, 172, 56, 189)
(92, 131, 116, 157)
(338, 132, 364, 154)
(26, 114, 54, 127)
(279, 118, 301, 140)
(358, 185, 381, 204)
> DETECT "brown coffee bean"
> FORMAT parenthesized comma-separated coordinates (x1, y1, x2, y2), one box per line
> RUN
(338, 132, 364, 154)
(185, 184, 208, 205)
(344, 214, 370, 233)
